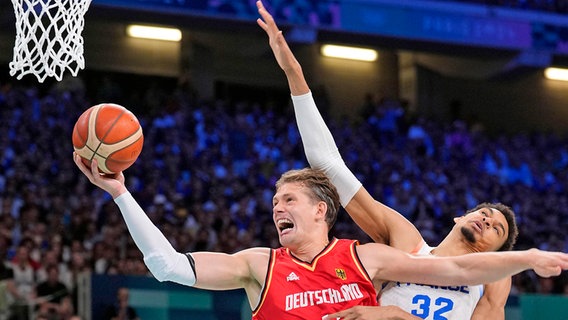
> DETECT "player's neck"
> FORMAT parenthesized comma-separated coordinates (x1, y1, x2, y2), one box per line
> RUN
(433, 238, 479, 256)
(290, 238, 330, 263)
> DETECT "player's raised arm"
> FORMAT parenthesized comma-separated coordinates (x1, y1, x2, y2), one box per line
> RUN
(257, 0, 421, 250)
(256, 0, 309, 96)
(358, 242, 568, 286)
(73, 153, 266, 303)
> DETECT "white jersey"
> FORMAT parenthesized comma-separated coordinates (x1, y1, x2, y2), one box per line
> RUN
(379, 242, 484, 319)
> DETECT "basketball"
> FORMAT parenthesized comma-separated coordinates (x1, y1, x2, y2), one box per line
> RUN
(72, 103, 144, 174)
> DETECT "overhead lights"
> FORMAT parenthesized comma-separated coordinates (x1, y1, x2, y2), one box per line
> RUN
(320, 44, 378, 62)
(126, 25, 182, 42)
(544, 67, 568, 81)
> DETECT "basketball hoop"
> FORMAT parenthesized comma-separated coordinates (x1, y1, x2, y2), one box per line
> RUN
(9, 0, 92, 83)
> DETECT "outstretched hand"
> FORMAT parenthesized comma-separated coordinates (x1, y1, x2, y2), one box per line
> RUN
(529, 249, 568, 278)
(256, 0, 310, 95)
(256, 1, 300, 74)
(73, 152, 127, 199)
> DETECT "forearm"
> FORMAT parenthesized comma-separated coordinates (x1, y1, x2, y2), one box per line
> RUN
(415, 251, 531, 286)
(114, 192, 196, 286)
(292, 92, 361, 206)
(453, 251, 531, 285)
(284, 62, 309, 95)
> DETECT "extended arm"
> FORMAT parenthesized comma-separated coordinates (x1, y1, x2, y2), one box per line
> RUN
(257, 0, 421, 250)
(73, 154, 266, 298)
(256, 0, 308, 96)
(113, 192, 197, 285)
(358, 242, 568, 286)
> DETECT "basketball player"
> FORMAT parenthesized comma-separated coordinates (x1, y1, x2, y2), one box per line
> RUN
(254, 1, 521, 318)
(73, 3, 568, 318)
(74, 150, 568, 319)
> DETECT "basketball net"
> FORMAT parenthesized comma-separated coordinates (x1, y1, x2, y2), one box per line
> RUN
(9, 0, 92, 83)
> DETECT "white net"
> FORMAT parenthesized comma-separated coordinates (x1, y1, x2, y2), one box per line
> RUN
(9, 0, 92, 83)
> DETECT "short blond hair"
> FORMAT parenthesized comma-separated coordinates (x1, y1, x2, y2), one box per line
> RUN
(276, 168, 340, 230)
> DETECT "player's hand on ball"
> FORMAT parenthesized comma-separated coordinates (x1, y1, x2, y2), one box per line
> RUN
(73, 152, 127, 199)
(72, 103, 143, 174)
(529, 248, 568, 278)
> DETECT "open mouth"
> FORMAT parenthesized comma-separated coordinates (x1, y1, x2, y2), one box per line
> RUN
(472, 221, 483, 234)
(277, 218, 294, 233)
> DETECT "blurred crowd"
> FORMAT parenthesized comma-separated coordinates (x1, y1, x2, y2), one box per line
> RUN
(129, 0, 568, 33)
(136, 0, 340, 27)
(144, 0, 568, 22)
(463, 0, 568, 13)
(0, 72, 567, 320)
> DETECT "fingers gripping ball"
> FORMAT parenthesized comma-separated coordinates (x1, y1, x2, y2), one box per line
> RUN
(72, 103, 144, 174)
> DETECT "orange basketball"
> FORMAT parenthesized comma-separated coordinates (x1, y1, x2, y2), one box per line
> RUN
(72, 103, 144, 174)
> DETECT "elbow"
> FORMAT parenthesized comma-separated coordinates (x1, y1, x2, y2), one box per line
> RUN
(306, 153, 342, 172)
(144, 252, 176, 282)
(436, 264, 472, 286)
(305, 153, 330, 170)
(456, 268, 483, 286)
(143, 252, 197, 286)
(447, 265, 472, 285)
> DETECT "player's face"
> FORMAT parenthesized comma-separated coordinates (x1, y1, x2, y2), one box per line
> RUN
(272, 182, 321, 248)
(455, 207, 509, 252)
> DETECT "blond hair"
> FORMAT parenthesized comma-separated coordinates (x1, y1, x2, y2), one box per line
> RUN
(276, 168, 340, 229)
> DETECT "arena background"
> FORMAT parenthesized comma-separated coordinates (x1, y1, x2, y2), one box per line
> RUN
(0, 0, 568, 319)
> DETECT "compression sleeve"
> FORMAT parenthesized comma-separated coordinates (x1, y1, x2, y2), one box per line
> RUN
(114, 192, 196, 286)
(291, 92, 362, 206)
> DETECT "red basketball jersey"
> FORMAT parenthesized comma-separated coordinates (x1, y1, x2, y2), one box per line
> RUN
(252, 238, 377, 319)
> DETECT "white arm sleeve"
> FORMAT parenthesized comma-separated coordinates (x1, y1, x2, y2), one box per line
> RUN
(291, 92, 362, 206)
(114, 192, 196, 286)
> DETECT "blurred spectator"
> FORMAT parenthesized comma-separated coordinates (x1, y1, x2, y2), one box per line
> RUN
(0, 261, 16, 320)
(35, 265, 70, 320)
(103, 287, 139, 320)
(9, 245, 36, 320)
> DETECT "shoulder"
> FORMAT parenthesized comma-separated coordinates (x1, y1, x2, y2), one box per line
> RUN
(235, 246, 272, 255)
(356, 241, 394, 253)
(234, 247, 273, 264)
(355, 242, 401, 266)
(354, 242, 408, 284)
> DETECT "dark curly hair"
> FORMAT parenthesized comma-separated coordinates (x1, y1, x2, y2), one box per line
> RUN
(466, 202, 518, 251)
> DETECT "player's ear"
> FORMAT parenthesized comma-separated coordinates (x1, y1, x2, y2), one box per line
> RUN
(453, 216, 462, 224)
(316, 201, 327, 220)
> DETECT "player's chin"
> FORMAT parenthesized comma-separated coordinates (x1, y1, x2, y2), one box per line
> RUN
(460, 225, 478, 243)
(278, 229, 295, 245)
